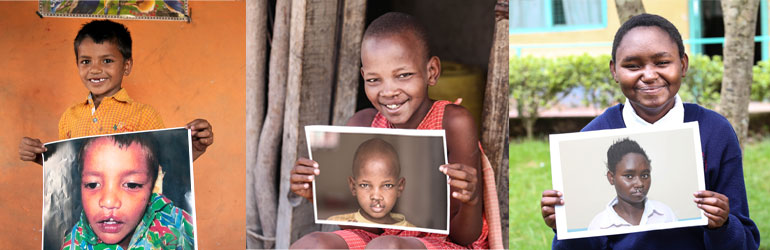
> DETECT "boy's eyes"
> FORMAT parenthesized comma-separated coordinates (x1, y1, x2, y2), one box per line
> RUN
(78, 59, 115, 65)
(124, 183, 144, 190)
(383, 184, 394, 189)
(83, 182, 100, 189)
(397, 73, 414, 79)
(358, 183, 370, 189)
(641, 174, 650, 179)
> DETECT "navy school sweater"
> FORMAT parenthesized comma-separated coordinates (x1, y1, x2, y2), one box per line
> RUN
(551, 103, 760, 250)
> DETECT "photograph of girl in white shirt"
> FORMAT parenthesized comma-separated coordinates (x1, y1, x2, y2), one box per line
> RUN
(588, 138, 676, 230)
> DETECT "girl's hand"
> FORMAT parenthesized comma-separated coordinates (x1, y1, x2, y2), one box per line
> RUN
(541, 190, 564, 229)
(19, 137, 46, 165)
(440, 163, 479, 205)
(694, 190, 730, 229)
(290, 158, 320, 203)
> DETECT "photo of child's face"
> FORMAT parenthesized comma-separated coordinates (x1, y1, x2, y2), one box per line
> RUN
(80, 137, 153, 247)
(608, 152, 651, 205)
(360, 32, 434, 127)
(76, 37, 132, 99)
(611, 26, 687, 112)
(348, 154, 405, 224)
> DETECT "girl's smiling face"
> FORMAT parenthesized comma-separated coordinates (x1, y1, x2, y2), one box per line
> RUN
(611, 26, 688, 121)
(608, 152, 652, 205)
(360, 32, 440, 129)
(81, 137, 153, 248)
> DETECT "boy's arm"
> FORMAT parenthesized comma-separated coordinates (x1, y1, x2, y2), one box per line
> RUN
(186, 119, 213, 161)
(19, 137, 46, 165)
(442, 105, 483, 246)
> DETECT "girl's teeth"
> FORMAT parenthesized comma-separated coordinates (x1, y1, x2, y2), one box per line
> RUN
(386, 104, 399, 109)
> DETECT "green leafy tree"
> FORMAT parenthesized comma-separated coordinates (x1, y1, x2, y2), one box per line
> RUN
(681, 54, 723, 110)
(573, 54, 624, 109)
(510, 56, 576, 139)
(752, 60, 770, 102)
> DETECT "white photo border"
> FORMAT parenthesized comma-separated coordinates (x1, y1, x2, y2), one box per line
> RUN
(305, 125, 450, 235)
(549, 122, 708, 240)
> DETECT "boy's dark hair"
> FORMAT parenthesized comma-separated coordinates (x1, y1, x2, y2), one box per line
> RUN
(74, 20, 133, 60)
(611, 13, 684, 62)
(352, 138, 401, 178)
(78, 134, 159, 183)
(363, 12, 431, 61)
(606, 138, 650, 173)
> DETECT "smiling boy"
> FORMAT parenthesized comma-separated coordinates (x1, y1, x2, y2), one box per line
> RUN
(62, 134, 193, 250)
(327, 138, 413, 227)
(19, 20, 213, 165)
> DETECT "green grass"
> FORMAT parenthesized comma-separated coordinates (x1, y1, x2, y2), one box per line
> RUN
(508, 139, 770, 250)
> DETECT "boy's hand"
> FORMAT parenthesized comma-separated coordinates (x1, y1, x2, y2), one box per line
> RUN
(541, 190, 564, 229)
(440, 163, 479, 205)
(290, 158, 319, 203)
(694, 190, 730, 229)
(185, 119, 213, 161)
(19, 137, 46, 165)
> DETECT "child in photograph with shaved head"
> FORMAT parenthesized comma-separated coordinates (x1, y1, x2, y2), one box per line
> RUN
(327, 138, 414, 227)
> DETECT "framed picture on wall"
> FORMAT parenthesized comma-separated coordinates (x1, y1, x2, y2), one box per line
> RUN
(42, 128, 198, 250)
(305, 125, 450, 234)
(38, 0, 189, 21)
(549, 122, 708, 240)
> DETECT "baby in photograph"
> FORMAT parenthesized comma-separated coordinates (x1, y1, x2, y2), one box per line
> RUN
(327, 138, 414, 227)
(61, 134, 193, 250)
(588, 138, 676, 230)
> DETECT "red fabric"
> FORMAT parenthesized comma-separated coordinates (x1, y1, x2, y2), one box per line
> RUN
(334, 100, 490, 249)
(333, 218, 489, 250)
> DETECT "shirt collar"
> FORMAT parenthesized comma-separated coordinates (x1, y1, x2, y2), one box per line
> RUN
(622, 94, 684, 128)
(85, 88, 133, 105)
(353, 209, 405, 225)
(602, 197, 667, 228)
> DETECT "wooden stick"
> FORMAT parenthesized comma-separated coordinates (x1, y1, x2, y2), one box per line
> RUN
(332, 0, 366, 125)
(245, 0, 267, 248)
(481, 0, 509, 247)
(276, 0, 307, 248)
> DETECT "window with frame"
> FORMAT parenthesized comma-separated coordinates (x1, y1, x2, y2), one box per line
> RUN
(510, 0, 607, 34)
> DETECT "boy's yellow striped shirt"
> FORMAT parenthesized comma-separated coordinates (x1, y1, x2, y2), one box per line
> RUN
(58, 88, 164, 139)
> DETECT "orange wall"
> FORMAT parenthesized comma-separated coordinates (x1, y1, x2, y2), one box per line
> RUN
(0, 1, 245, 248)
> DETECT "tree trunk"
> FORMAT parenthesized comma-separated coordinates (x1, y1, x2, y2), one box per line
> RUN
(332, 0, 366, 125)
(720, 0, 759, 149)
(614, 0, 645, 24)
(480, 0, 509, 247)
(245, 0, 267, 248)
